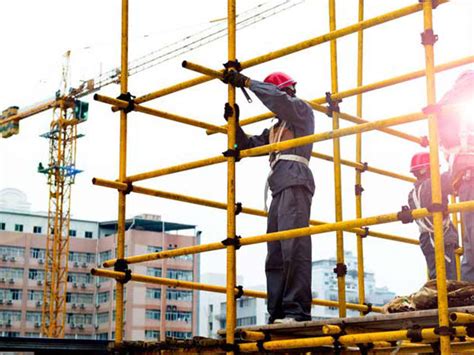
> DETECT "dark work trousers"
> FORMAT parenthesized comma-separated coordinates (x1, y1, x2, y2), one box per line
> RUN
(265, 185, 312, 323)
(459, 180, 474, 281)
(419, 232, 457, 280)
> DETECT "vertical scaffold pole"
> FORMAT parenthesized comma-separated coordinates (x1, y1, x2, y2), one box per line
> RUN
(329, 0, 347, 318)
(355, 0, 366, 316)
(225, 0, 238, 351)
(451, 195, 462, 280)
(115, 0, 129, 345)
(421, 1, 450, 353)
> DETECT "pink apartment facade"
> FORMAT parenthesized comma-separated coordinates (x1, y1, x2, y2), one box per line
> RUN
(0, 188, 200, 341)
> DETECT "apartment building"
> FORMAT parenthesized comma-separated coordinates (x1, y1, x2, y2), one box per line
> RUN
(0, 188, 200, 341)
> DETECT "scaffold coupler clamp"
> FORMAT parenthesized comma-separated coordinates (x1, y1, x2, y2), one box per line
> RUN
(397, 205, 414, 224)
(333, 263, 347, 277)
(325, 92, 342, 117)
(223, 144, 241, 162)
(407, 325, 423, 343)
(355, 184, 364, 196)
(224, 102, 240, 123)
(235, 202, 243, 215)
(420, 135, 429, 148)
(434, 326, 455, 339)
(428, 202, 448, 215)
(356, 162, 369, 173)
(114, 258, 132, 284)
(362, 302, 373, 315)
(358, 227, 369, 239)
(223, 59, 252, 103)
(123, 182, 133, 195)
(356, 342, 373, 355)
(466, 323, 474, 337)
(221, 235, 242, 250)
(418, 0, 440, 10)
(421, 29, 438, 46)
(235, 285, 244, 299)
(221, 342, 239, 353)
(256, 332, 271, 354)
(116, 92, 136, 114)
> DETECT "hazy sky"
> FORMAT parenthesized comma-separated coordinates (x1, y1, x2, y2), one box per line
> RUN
(0, 0, 473, 296)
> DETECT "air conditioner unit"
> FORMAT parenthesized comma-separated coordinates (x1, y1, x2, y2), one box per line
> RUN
(78, 324, 84, 330)
(80, 303, 85, 309)
(95, 304, 100, 309)
(0, 299, 4, 304)
(38, 259, 44, 265)
(2, 255, 7, 261)
(36, 301, 42, 307)
(73, 283, 78, 288)
(70, 323, 76, 329)
(96, 283, 101, 289)
(37, 280, 43, 286)
(94, 324, 99, 330)
(81, 283, 86, 289)
(74, 262, 79, 267)
(6, 300, 13, 305)
(72, 303, 77, 309)
(0, 278, 5, 283)
(8, 278, 14, 284)
(10, 257, 15, 262)
(81, 262, 87, 268)
(34, 322, 40, 328)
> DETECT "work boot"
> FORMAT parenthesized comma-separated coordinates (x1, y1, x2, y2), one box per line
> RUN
(273, 317, 297, 325)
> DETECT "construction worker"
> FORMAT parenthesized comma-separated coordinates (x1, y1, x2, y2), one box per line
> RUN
(408, 152, 458, 280)
(436, 70, 474, 281)
(223, 71, 314, 324)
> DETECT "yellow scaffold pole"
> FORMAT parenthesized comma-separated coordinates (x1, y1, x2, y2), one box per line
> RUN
(225, 0, 238, 351)
(328, 0, 346, 318)
(451, 195, 462, 280)
(421, 0, 450, 353)
(114, 0, 128, 345)
(90, 268, 382, 313)
(132, 1, 446, 104)
(355, 0, 366, 317)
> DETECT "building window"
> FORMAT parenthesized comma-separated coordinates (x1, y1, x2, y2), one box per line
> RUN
(147, 246, 163, 253)
(165, 331, 192, 339)
(26, 311, 42, 323)
(167, 289, 192, 302)
(84, 231, 93, 239)
(0, 246, 25, 258)
(28, 290, 43, 301)
(33, 226, 42, 234)
(145, 330, 160, 340)
(14, 224, 23, 232)
(69, 251, 95, 264)
(69, 230, 77, 237)
(146, 267, 162, 277)
(96, 312, 109, 324)
(146, 288, 161, 300)
(0, 223, 5, 230)
(165, 309, 192, 323)
(0, 310, 22, 322)
(30, 248, 45, 259)
(98, 250, 112, 265)
(0, 289, 22, 301)
(145, 309, 161, 320)
(96, 333, 108, 340)
(97, 291, 110, 304)
(0, 268, 23, 280)
(167, 269, 193, 281)
(236, 316, 257, 327)
(28, 269, 44, 281)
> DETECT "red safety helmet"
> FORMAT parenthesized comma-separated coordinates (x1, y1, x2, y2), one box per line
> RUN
(264, 72, 297, 89)
(410, 152, 430, 173)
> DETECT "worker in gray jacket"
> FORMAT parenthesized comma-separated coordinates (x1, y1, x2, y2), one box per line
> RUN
(408, 152, 458, 280)
(223, 71, 314, 324)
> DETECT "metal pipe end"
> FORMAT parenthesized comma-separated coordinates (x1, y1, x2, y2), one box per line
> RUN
(449, 313, 458, 322)
(90, 268, 98, 275)
(93, 94, 99, 101)
(91, 178, 97, 185)
(182, 60, 188, 68)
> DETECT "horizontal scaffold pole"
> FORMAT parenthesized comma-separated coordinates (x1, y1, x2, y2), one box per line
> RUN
(205, 56, 474, 139)
(133, 1, 447, 105)
(182, 60, 423, 145)
(93, 93, 227, 134)
(92, 178, 419, 254)
(96, 190, 474, 268)
(91, 268, 381, 313)
(237, 326, 467, 352)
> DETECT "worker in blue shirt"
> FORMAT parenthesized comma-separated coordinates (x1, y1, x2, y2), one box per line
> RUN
(223, 71, 314, 324)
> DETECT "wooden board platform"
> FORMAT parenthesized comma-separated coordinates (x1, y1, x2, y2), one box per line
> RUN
(218, 306, 474, 339)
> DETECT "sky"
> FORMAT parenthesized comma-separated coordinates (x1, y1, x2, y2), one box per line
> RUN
(0, 0, 473, 297)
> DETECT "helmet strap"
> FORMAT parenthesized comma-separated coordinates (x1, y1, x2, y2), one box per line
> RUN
(282, 86, 296, 97)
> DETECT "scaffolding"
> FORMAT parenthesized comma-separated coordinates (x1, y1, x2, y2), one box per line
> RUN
(90, 0, 474, 353)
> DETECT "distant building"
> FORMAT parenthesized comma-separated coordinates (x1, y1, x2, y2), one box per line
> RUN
(312, 250, 396, 319)
(0, 188, 200, 340)
(203, 251, 396, 332)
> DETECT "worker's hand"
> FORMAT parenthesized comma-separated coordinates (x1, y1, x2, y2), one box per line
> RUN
(223, 71, 250, 88)
(223, 103, 240, 122)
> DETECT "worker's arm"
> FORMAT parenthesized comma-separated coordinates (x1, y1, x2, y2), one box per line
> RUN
(236, 125, 270, 150)
(249, 80, 313, 127)
(441, 171, 454, 196)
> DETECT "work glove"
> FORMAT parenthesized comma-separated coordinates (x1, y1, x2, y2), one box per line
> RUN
(223, 71, 250, 88)
(223, 103, 240, 122)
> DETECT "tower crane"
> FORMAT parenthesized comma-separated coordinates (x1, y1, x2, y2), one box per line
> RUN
(0, 0, 304, 338)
